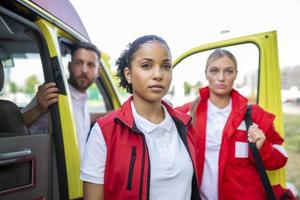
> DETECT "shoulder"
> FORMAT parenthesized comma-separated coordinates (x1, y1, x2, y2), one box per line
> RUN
(96, 108, 121, 128)
(251, 104, 275, 130)
(251, 104, 275, 119)
(175, 102, 193, 114)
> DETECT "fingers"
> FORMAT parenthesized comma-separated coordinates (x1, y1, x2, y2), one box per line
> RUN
(37, 82, 59, 112)
(247, 125, 266, 149)
(248, 125, 260, 142)
(41, 93, 59, 104)
(45, 97, 59, 107)
(38, 82, 58, 94)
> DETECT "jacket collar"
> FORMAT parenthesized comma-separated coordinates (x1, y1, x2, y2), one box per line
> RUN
(199, 86, 248, 113)
(198, 86, 248, 137)
(196, 86, 249, 189)
(116, 96, 191, 129)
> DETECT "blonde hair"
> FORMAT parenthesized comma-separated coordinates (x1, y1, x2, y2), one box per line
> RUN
(205, 48, 238, 72)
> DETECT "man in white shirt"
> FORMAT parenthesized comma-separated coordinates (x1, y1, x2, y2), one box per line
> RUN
(22, 42, 101, 157)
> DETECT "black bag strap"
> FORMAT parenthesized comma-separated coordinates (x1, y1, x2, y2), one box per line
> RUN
(245, 105, 276, 200)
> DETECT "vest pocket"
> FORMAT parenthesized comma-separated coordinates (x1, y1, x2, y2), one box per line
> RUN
(127, 146, 136, 190)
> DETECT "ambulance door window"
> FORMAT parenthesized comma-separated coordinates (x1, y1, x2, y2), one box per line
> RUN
(167, 44, 259, 107)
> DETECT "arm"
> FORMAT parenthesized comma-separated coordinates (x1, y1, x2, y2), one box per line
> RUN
(81, 123, 107, 199)
(83, 182, 103, 200)
(249, 105, 288, 170)
(22, 82, 58, 126)
(253, 125, 288, 170)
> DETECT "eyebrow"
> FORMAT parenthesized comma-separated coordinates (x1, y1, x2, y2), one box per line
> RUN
(140, 58, 171, 62)
(209, 66, 235, 69)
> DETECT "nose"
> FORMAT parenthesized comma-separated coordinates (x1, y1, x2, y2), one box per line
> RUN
(217, 71, 225, 81)
(153, 66, 163, 80)
(81, 63, 88, 73)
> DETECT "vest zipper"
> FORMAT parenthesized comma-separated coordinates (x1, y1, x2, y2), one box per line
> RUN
(127, 146, 136, 190)
(139, 134, 149, 200)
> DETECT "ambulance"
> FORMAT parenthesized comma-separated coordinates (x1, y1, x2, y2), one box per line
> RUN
(0, 0, 285, 199)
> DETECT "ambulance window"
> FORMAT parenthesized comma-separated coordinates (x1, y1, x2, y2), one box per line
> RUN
(167, 44, 259, 107)
(0, 15, 44, 108)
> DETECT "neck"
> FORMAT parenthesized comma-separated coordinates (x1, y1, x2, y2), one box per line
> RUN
(209, 93, 231, 109)
(69, 81, 86, 94)
(132, 95, 165, 124)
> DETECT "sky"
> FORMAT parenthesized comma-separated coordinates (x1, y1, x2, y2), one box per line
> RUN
(70, 0, 300, 69)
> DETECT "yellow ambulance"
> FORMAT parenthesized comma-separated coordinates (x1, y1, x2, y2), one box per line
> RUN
(0, 0, 286, 199)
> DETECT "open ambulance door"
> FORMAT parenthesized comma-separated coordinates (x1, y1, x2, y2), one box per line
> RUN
(0, 5, 60, 200)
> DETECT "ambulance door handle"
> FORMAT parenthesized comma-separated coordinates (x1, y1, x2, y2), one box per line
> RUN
(0, 148, 32, 160)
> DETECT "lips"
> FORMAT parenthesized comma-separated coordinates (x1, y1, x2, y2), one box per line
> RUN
(216, 84, 226, 88)
(149, 84, 164, 91)
(78, 75, 89, 80)
(149, 84, 164, 88)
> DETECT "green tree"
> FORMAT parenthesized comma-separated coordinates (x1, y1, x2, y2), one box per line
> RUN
(87, 83, 99, 100)
(10, 82, 18, 93)
(25, 75, 39, 94)
(184, 81, 191, 95)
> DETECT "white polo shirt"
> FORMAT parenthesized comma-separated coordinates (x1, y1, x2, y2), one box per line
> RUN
(81, 102, 193, 200)
(69, 84, 90, 158)
(200, 100, 231, 200)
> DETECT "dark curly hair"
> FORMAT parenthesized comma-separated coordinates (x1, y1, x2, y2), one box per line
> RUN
(115, 35, 170, 94)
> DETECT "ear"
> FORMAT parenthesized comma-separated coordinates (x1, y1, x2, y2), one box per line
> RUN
(97, 64, 101, 75)
(124, 67, 132, 84)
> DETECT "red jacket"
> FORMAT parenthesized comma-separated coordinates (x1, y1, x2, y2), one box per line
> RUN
(193, 87, 287, 200)
(97, 97, 200, 200)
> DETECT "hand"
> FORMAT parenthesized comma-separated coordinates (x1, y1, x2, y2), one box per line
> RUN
(248, 125, 266, 149)
(36, 82, 59, 114)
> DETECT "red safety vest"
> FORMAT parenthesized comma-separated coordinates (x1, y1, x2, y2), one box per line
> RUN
(97, 96, 200, 200)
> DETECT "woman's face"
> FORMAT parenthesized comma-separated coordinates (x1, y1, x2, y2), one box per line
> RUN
(124, 41, 172, 103)
(205, 55, 237, 97)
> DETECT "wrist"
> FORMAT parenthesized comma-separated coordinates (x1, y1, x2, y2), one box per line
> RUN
(36, 104, 47, 115)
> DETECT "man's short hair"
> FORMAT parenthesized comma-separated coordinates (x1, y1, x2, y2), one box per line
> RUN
(70, 42, 101, 62)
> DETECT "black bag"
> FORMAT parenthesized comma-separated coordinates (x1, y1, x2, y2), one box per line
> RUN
(244, 105, 296, 200)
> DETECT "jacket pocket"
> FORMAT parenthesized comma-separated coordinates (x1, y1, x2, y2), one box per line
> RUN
(127, 146, 136, 190)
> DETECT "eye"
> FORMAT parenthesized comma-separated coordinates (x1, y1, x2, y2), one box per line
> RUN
(141, 62, 151, 69)
(88, 62, 96, 68)
(224, 69, 234, 75)
(162, 63, 172, 70)
(209, 68, 219, 74)
(73, 60, 83, 66)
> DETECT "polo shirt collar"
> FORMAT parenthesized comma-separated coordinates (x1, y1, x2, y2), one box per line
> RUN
(69, 83, 88, 102)
(131, 102, 173, 134)
(208, 99, 232, 118)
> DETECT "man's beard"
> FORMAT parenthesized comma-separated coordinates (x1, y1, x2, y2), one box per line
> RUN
(69, 75, 94, 92)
